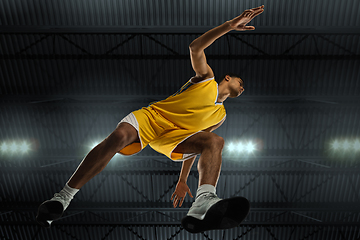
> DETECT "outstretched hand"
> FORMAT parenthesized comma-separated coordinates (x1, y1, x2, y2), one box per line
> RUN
(171, 181, 193, 208)
(229, 5, 264, 31)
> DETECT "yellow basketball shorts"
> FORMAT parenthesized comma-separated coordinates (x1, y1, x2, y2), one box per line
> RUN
(118, 106, 200, 161)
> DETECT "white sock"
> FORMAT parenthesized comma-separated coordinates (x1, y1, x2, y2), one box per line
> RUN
(59, 183, 79, 200)
(196, 184, 216, 199)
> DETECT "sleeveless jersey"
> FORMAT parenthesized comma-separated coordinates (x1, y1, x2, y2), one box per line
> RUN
(150, 77, 226, 131)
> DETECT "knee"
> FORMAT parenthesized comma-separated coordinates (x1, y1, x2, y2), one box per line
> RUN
(205, 134, 225, 151)
(106, 128, 132, 151)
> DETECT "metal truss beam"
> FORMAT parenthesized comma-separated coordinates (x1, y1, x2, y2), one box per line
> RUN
(2, 95, 360, 107)
(2, 222, 359, 227)
(13, 148, 360, 160)
(1, 54, 359, 60)
(2, 166, 359, 174)
(1, 26, 360, 35)
(2, 152, 359, 171)
(3, 202, 360, 212)
(2, 202, 359, 227)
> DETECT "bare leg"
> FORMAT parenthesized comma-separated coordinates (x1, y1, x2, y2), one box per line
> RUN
(175, 132, 250, 233)
(173, 132, 224, 187)
(68, 122, 140, 189)
(36, 122, 140, 227)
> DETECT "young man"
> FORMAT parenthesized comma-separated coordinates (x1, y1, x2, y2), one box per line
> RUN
(37, 5, 264, 233)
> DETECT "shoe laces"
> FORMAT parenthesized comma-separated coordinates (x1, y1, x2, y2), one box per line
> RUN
(196, 192, 218, 201)
(203, 192, 218, 200)
(53, 193, 70, 201)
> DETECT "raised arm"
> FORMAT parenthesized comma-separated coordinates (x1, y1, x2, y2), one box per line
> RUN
(189, 5, 264, 81)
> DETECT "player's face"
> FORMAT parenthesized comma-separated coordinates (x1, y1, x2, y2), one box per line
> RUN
(228, 77, 244, 97)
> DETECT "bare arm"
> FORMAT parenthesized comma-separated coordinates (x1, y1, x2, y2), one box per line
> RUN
(171, 156, 195, 208)
(179, 156, 196, 183)
(189, 23, 231, 79)
(189, 5, 264, 81)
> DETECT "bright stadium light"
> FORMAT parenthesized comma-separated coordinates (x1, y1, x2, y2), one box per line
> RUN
(342, 140, 351, 151)
(10, 142, 18, 153)
(1, 142, 9, 152)
(1, 140, 32, 155)
(331, 140, 341, 150)
(228, 142, 236, 152)
(227, 140, 258, 155)
(353, 140, 360, 151)
(246, 141, 256, 153)
(20, 142, 30, 153)
(330, 138, 360, 155)
(236, 142, 245, 153)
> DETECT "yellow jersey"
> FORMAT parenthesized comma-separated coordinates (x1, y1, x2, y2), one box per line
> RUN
(150, 77, 226, 131)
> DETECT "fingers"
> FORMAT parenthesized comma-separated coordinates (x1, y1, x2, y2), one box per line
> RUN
(244, 26, 255, 30)
(242, 12, 261, 21)
(252, 5, 264, 11)
(244, 5, 263, 13)
(173, 197, 179, 208)
(253, 8, 264, 17)
(250, 9, 264, 18)
(179, 198, 184, 207)
(242, 10, 263, 24)
(252, 9, 264, 18)
(249, 5, 264, 12)
(172, 192, 190, 208)
(173, 194, 179, 207)
(172, 192, 181, 208)
(188, 189, 194, 198)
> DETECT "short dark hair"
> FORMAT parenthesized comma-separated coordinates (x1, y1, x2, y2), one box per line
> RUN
(216, 73, 242, 84)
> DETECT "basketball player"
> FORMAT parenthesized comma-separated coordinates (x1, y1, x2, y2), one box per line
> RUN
(37, 5, 264, 232)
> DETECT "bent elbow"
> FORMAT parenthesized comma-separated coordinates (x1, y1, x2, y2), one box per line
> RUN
(189, 41, 201, 53)
(189, 44, 196, 53)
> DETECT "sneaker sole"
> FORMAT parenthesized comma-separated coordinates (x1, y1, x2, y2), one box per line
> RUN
(181, 196, 250, 233)
(36, 200, 64, 228)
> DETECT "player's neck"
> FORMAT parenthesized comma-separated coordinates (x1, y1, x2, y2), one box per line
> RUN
(217, 83, 230, 103)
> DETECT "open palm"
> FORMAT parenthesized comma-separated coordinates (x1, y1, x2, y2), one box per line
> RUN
(229, 5, 264, 31)
(171, 181, 193, 208)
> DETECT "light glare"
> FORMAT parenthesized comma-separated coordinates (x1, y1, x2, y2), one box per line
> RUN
(1, 142, 8, 152)
(227, 140, 256, 155)
(90, 140, 102, 150)
(330, 138, 360, 154)
(228, 142, 235, 152)
(20, 142, 30, 153)
(342, 140, 351, 150)
(1, 140, 32, 154)
(353, 140, 360, 151)
(246, 142, 256, 153)
(236, 142, 245, 152)
(332, 140, 341, 150)
(10, 142, 18, 152)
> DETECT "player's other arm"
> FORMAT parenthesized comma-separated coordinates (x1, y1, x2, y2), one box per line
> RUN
(171, 156, 195, 208)
(189, 5, 264, 82)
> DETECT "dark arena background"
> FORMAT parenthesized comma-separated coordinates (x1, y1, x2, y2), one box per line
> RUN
(1, 0, 360, 239)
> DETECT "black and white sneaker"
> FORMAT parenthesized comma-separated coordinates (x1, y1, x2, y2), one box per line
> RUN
(36, 193, 71, 228)
(182, 196, 250, 233)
